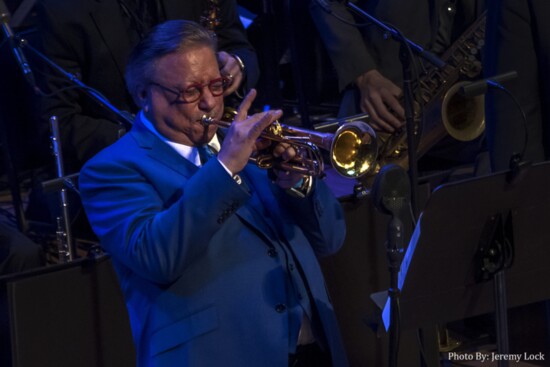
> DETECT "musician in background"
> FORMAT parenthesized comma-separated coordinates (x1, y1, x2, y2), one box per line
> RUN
(484, 0, 550, 171)
(79, 20, 348, 367)
(35, 0, 259, 174)
(309, 0, 486, 171)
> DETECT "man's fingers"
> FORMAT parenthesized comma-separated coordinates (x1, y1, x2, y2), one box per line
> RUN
(254, 138, 271, 151)
(364, 99, 395, 132)
(272, 143, 296, 161)
(217, 51, 230, 68)
(378, 107, 403, 129)
(368, 94, 403, 130)
(248, 110, 282, 140)
(281, 146, 297, 161)
(380, 90, 405, 121)
(236, 89, 257, 121)
(223, 73, 243, 96)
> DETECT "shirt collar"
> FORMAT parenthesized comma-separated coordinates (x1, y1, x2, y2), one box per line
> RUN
(139, 111, 221, 167)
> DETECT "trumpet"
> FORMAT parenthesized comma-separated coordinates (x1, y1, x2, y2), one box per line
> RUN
(201, 113, 378, 179)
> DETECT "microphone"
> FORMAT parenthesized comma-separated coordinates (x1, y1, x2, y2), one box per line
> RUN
(0, 0, 36, 89)
(371, 164, 411, 218)
(459, 71, 518, 97)
(371, 164, 411, 255)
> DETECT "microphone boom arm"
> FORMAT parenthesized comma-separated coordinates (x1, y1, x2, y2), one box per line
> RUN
(17, 36, 134, 129)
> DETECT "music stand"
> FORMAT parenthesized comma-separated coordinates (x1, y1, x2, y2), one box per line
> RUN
(381, 161, 550, 365)
(0, 254, 135, 367)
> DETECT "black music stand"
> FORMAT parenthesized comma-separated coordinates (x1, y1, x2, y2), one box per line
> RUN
(0, 255, 135, 367)
(380, 161, 550, 365)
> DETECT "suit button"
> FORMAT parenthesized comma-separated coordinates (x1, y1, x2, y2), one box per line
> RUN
(275, 303, 286, 313)
(267, 248, 278, 257)
(289, 263, 295, 271)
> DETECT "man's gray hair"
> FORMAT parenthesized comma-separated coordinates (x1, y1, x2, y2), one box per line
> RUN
(125, 20, 217, 104)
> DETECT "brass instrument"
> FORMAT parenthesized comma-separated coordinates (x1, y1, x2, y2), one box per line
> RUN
(201, 114, 378, 179)
(369, 13, 488, 173)
(200, 0, 221, 31)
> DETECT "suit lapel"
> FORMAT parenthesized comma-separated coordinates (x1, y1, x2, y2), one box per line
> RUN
(131, 120, 198, 178)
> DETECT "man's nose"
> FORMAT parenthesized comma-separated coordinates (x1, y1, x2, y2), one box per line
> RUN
(198, 88, 219, 110)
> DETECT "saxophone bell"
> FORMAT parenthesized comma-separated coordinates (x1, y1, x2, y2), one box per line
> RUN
(441, 81, 485, 142)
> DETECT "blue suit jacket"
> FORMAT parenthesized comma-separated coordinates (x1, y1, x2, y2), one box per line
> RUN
(79, 119, 349, 367)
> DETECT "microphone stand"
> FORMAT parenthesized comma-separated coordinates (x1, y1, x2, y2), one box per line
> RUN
(49, 116, 76, 263)
(345, 1, 445, 218)
(18, 38, 134, 130)
(399, 45, 419, 218)
(0, 2, 31, 233)
(387, 211, 405, 367)
(371, 164, 412, 367)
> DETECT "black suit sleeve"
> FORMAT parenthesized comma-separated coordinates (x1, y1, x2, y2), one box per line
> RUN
(309, 0, 376, 91)
(216, 0, 259, 91)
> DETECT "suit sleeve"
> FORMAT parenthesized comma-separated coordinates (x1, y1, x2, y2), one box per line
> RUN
(274, 179, 347, 258)
(216, 0, 260, 90)
(309, 0, 377, 91)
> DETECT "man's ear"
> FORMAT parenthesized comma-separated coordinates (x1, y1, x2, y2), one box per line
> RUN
(134, 84, 149, 109)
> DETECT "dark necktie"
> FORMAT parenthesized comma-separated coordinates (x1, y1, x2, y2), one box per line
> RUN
(197, 145, 215, 165)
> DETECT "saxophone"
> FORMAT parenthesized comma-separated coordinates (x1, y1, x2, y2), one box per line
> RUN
(372, 12, 487, 173)
(200, 0, 222, 31)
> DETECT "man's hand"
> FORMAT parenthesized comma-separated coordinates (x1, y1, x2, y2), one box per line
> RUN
(218, 89, 282, 174)
(356, 69, 405, 132)
(217, 51, 245, 96)
(270, 143, 305, 189)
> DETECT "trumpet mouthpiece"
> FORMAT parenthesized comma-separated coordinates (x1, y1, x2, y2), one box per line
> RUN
(201, 115, 214, 126)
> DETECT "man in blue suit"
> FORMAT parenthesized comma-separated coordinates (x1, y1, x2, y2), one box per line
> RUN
(79, 20, 349, 367)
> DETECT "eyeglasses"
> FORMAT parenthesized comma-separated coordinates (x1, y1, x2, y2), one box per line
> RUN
(149, 77, 230, 104)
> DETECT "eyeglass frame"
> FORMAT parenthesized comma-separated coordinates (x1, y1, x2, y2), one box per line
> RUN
(148, 76, 231, 104)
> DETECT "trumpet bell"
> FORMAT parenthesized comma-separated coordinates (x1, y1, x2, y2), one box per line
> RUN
(331, 121, 378, 178)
